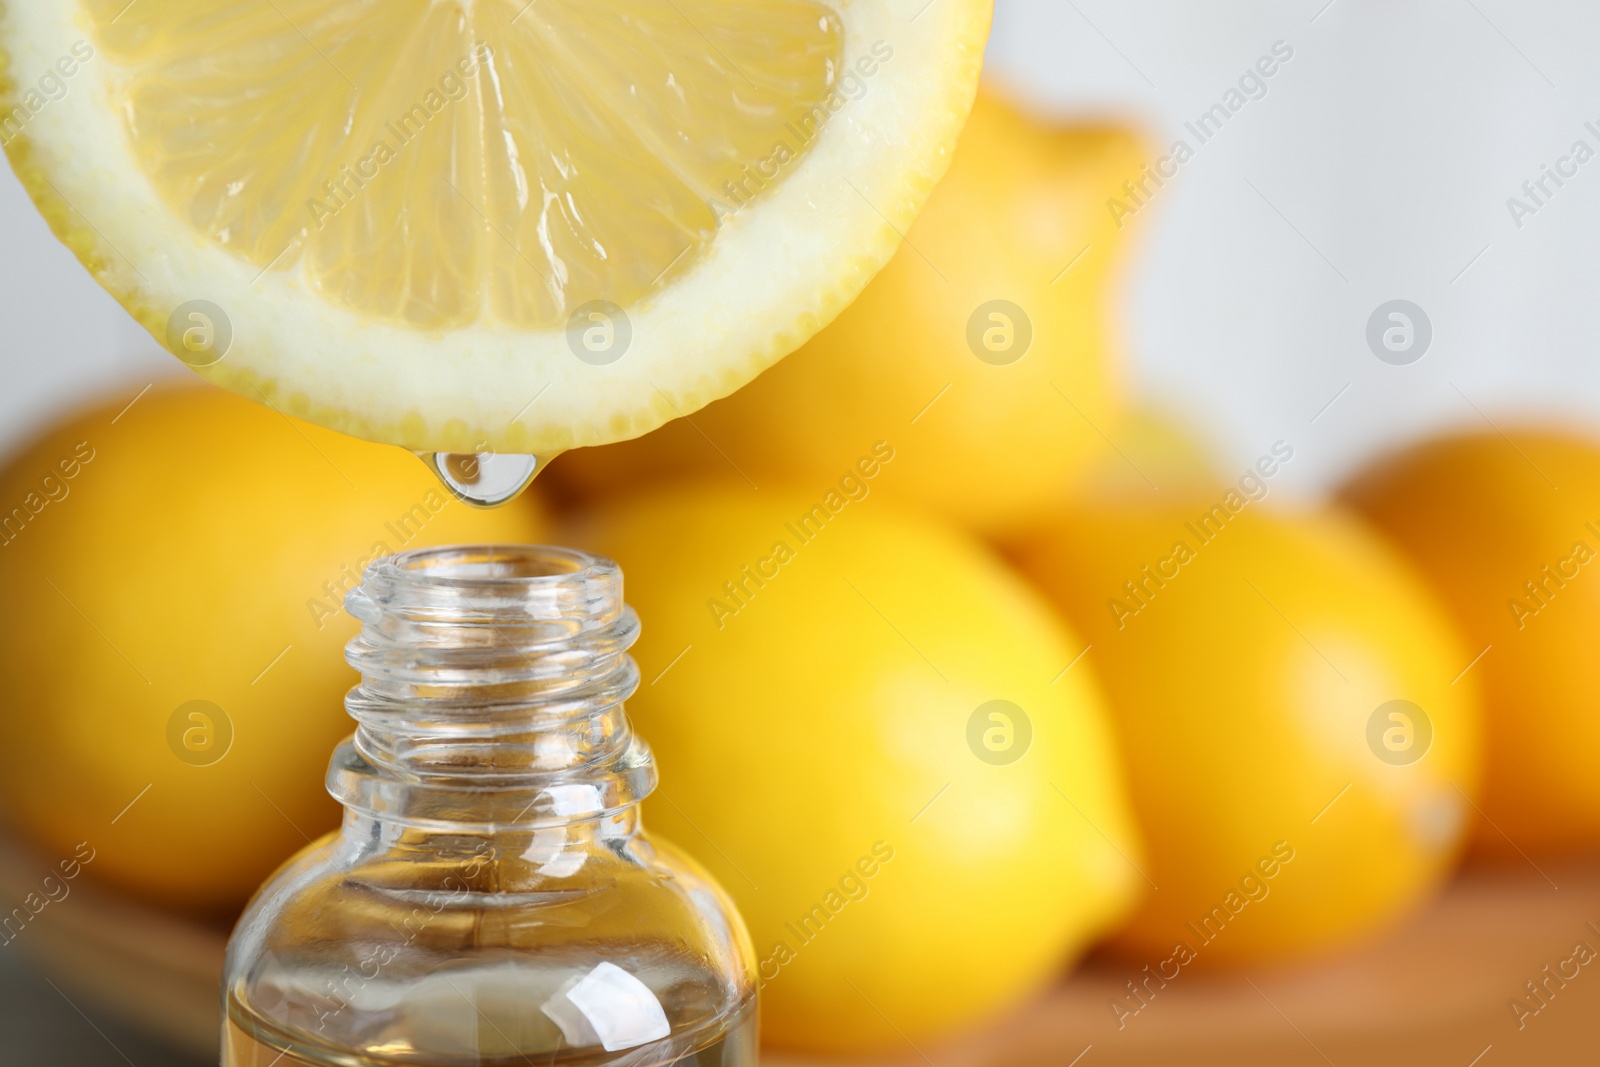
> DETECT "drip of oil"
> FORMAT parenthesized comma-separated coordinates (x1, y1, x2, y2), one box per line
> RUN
(414, 450, 556, 508)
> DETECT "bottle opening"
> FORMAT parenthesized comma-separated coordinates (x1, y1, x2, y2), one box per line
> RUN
(355, 544, 628, 632)
(391, 543, 595, 582)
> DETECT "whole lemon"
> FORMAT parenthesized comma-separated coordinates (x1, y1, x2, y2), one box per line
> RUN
(0, 383, 544, 909)
(565, 481, 1140, 1053)
(1009, 500, 1482, 966)
(550, 88, 1146, 534)
(1341, 429, 1600, 857)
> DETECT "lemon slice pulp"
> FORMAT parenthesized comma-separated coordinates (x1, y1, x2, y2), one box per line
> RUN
(102, 0, 844, 330)
(2, 0, 990, 452)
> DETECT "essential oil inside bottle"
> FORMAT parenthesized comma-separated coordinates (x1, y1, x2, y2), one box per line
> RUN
(223, 997, 757, 1067)
(220, 545, 757, 1066)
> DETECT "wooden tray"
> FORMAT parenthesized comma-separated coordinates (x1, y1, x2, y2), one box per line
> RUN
(4, 831, 1596, 1065)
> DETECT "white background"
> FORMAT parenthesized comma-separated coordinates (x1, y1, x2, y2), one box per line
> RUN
(4, 0, 1600, 501)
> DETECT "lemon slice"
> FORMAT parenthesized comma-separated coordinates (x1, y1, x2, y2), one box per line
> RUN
(0, 0, 989, 452)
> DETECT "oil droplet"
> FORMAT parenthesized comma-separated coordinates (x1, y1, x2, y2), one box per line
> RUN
(413, 450, 552, 508)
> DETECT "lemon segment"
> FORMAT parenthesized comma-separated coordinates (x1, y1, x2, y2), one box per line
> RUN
(89, 0, 845, 330)
(1, 0, 991, 452)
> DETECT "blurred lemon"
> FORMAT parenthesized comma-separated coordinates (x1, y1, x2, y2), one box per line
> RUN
(1342, 429, 1600, 857)
(1071, 403, 1223, 505)
(0, 383, 544, 909)
(551, 87, 1147, 534)
(566, 482, 1139, 1053)
(1010, 501, 1482, 965)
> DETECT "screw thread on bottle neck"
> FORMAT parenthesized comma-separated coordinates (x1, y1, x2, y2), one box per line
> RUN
(327, 545, 656, 831)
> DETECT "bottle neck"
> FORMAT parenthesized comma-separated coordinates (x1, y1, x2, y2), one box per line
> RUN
(327, 545, 656, 836)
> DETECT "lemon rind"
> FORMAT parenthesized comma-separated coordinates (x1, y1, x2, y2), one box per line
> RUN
(0, 1, 990, 452)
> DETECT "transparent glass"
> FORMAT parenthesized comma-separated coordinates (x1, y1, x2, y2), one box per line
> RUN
(221, 545, 757, 1066)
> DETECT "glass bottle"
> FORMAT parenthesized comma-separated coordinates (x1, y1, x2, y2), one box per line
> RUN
(221, 544, 757, 1066)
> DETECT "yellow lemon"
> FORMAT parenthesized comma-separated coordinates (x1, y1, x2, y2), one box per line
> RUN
(1009, 503, 1482, 965)
(1342, 429, 1600, 857)
(564, 481, 1139, 1054)
(1070, 403, 1223, 506)
(0, 383, 544, 909)
(551, 88, 1147, 533)
(0, 1, 989, 452)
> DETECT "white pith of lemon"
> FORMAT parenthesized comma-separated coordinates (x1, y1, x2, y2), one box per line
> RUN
(0, 0, 989, 452)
